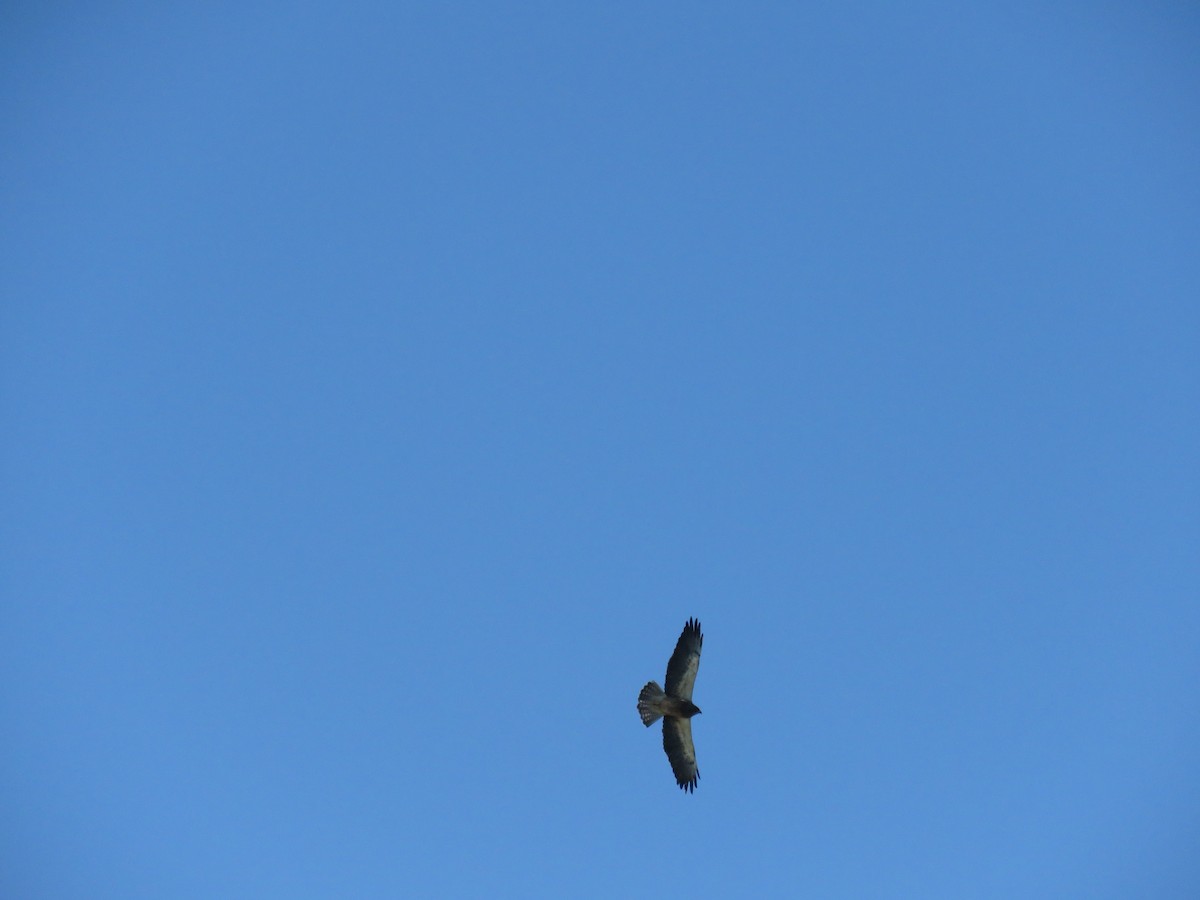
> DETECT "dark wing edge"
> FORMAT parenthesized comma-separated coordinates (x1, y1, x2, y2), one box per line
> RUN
(662, 717, 699, 793)
(663, 617, 703, 700)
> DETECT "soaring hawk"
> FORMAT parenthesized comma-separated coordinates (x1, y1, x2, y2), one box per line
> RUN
(637, 618, 703, 792)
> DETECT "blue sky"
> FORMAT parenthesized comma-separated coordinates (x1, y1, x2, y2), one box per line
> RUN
(3, 3, 1198, 897)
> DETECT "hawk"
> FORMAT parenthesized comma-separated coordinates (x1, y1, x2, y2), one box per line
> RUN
(637, 618, 703, 792)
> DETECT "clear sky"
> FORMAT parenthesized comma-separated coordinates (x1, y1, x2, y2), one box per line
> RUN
(3, 3, 1198, 897)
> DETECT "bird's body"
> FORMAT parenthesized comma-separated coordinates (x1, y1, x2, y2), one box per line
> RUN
(637, 618, 703, 792)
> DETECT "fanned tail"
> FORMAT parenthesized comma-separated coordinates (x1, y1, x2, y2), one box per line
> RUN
(638, 681, 665, 726)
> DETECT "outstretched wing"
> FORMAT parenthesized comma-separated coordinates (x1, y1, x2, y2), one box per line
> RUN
(662, 717, 699, 793)
(664, 617, 703, 700)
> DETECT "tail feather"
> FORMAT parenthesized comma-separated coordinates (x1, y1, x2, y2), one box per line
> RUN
(638, 681, 665, 726)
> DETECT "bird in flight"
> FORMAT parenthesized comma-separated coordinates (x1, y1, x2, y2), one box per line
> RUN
(637, 618, 703, 792)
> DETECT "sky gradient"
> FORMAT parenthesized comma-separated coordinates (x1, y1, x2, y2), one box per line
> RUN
(3, 3, 1198, 897)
